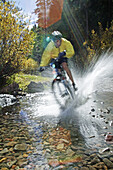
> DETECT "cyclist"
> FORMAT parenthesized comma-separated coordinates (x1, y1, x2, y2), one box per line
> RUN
(39, 31, 77, 91)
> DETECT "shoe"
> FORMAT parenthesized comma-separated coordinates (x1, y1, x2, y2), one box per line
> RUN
(72, 83, 78, 91)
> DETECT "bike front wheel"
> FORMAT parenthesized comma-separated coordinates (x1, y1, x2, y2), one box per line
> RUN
(52, 79, 74, 107)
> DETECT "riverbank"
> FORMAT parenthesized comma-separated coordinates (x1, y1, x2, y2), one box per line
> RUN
(14, 72, 52, 92)
(0, 72, 52, 96)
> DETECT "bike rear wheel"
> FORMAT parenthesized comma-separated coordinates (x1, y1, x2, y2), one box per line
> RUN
(52, 79, 74, 107)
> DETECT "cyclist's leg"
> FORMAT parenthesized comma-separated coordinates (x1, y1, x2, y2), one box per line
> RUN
(60, 57, 74, 83)
(62, 62, 74, 83)
(61, 59, 77, 91)
(55, 61, 61, 76)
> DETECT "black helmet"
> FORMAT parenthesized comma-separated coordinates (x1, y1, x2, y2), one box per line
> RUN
(51, 31, 62, 42)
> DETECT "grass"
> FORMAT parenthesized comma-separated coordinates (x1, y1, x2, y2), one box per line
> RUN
(15, 72, 51, 91)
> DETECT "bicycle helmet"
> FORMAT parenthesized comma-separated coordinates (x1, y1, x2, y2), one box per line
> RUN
(51, 31, 62, 42)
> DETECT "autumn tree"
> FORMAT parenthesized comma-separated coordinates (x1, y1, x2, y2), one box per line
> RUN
(0, 1, 35, 85)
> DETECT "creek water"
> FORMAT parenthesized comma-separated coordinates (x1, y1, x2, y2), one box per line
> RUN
(0, 51, 113, 168)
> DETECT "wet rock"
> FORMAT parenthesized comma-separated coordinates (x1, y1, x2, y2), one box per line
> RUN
(80, 167, 89, 170)
(99, 147, 110, 154)
(87, 165, 96, 170)
(14, 143, 27, 151)
(110, 157, 113, 162)
(0, 82, 19, 94)
(60, 138, 69, 144)
(102, 108, 110, 114)
(89, 135, 95, 138)
(100, 101, 104, 104)
(49, 159, 59, 167)
(106, 108, 110, 114)
(90, 156, 100, 165)
(27, 81, 44, 93)
(0, 94, 17, 107)
(93, 162, 107, 169)
(35, 164, 50, 170)
(56, 143, 64, 150)
(66, 148, 75, 156)
(91, 108, 95, 112)
(110, 121, 113, 126)
(7, 160, 17, 168)
(100, 114, 104, 118)
(17, 159, 28, 167)
(4, 141, 17, 147)
(105, 133, 113, 142)
(71, 145, 78, 150)
(0, 148, 9, 154)
(103, 158, 113, 168)
(103, 126, 108, 129)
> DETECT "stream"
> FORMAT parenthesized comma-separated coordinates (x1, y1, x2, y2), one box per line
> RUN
(0, 51, 113, 169)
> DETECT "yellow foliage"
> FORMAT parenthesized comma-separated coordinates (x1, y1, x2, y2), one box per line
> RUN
(83, 41, 87, 46)
(84, 21, 113, 62)
(0, 1, 35, 77)
(91, 29, 95, 34)
(22, 58, 38, 73)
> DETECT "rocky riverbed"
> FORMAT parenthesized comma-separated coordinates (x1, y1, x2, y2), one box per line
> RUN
(0, 90, 113, 170)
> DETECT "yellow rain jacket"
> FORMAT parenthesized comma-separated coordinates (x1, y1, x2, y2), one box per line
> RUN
(40, 38, 75, 67)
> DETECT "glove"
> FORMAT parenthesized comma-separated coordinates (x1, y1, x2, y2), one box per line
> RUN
(58, 50, 66, 59)
(39, 67, 45, 72)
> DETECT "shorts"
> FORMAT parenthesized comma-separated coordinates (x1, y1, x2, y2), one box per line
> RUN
(51, 57, 68, 69)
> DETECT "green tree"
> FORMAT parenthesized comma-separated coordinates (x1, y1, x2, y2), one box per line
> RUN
(29, 25, 45, 64)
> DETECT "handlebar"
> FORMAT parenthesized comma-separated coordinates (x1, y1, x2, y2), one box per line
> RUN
(39, 50, 66, 72)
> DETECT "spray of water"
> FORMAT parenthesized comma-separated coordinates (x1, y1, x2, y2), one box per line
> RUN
(74, 50, 113, 105)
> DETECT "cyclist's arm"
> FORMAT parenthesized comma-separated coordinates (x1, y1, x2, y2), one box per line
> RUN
(40, 42, 54, 67)
(63, 39, 75, 58)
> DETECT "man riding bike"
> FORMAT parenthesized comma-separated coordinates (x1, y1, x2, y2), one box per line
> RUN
(39, 31, 77, 91)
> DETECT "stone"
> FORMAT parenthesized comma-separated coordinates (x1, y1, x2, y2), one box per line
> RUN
(17, 159, 28, 167)
(88, 165, 96, 170)
(103, 158, 113, 168)
(60, 138, 70, 144)
(105, 133, 113, 142)
(110, 157, 113, 162)
(99, 147, 110, 154)
(14, 143, 27, 151)
(90, 156, 100, 165)
(7, 160, 17, 168)
(66, 148, 75, 156)
(4, 141, 17, 147)
(80, 167, 89, 170)
(27, 81, 44, 93)
(0, 82, 19, 94)
(0, 148, 9, 154)
(49, 159, 59, 167)
(56, 143, 64, 150)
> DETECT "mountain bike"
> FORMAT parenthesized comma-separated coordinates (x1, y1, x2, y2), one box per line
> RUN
(50, 58, 75, 107)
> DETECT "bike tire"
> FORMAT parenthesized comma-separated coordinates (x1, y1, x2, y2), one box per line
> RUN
(52, 79, 74, 107)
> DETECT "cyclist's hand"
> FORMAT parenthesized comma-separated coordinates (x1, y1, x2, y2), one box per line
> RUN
(58, 50, 66, 59)
(39, 67, 45, 72)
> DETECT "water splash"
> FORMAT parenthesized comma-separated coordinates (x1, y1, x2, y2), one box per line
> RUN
(72, 51, 113, 148)
(75, 51, 113, 103)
